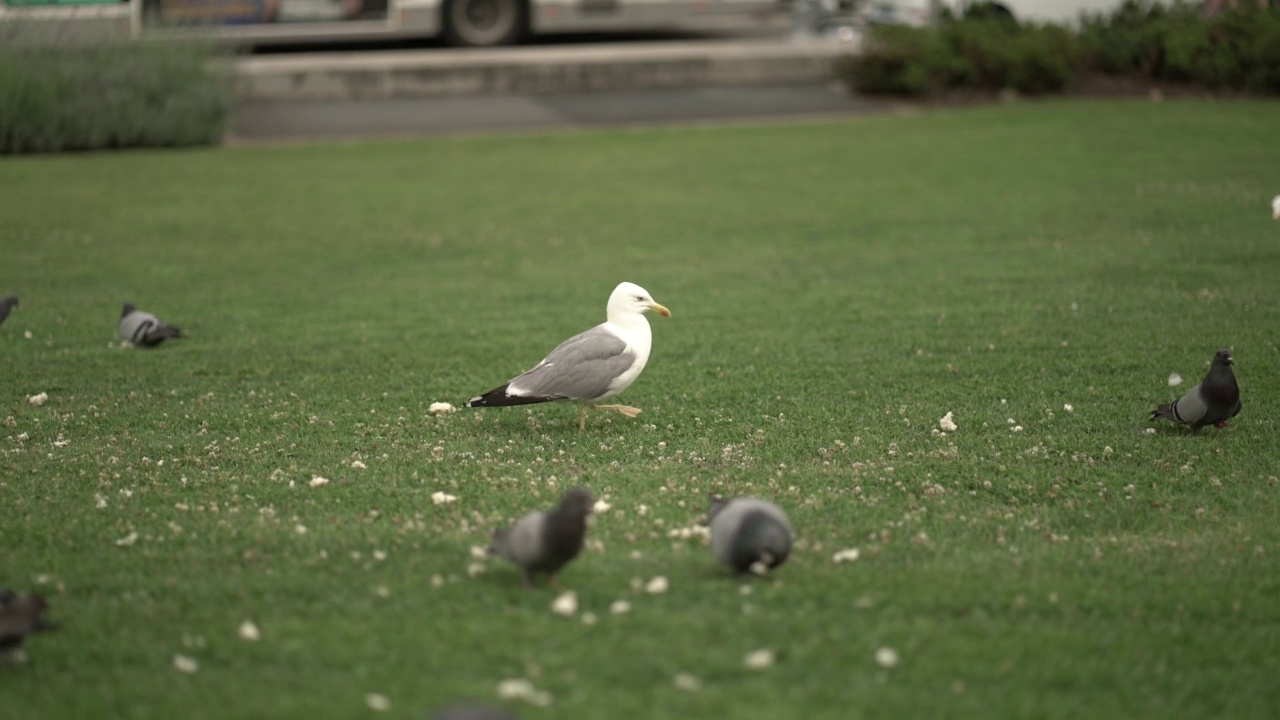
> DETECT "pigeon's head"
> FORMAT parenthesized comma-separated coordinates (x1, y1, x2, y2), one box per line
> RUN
(559, 487, 594, 518)
(609, 282, 671, 319)
(5, 592, 49, 619)
(25, 593, 49, 614)
(0, 294, 17, 310)
(488, 528, 509, 555)
(1214, 348, 1234, 367)
(121, 302, 137, 318)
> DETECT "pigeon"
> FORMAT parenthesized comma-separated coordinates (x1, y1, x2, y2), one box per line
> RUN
(467, 282, 671, 431)
(0, 590, 57, 655)
(430, 704, 519, 720)
(706, 495, 793, 574)
(0, 294, 17, 326)
(489, 487, 593, 588)
(119, 302, 183, 347)
(1149, 348, 1242, 434)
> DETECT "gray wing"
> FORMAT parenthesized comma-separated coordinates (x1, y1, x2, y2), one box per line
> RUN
(1172, 384, 1208, 426)
(508, 325, 635, 402)
(495, 511, 546, 568)
(119, 311, 160, 343)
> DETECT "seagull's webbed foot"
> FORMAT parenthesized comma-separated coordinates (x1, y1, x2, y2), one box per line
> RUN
(593, 404, 642, 418)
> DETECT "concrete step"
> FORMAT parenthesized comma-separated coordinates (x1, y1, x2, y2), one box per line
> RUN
(229, 38, 858, 102)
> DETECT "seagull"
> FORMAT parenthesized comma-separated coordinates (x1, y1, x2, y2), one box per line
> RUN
(467, 282, 671, 431)
(1272, 194, 1280, 220)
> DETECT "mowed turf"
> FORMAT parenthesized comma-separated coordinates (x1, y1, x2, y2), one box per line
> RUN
(2, 99, 1280, 719)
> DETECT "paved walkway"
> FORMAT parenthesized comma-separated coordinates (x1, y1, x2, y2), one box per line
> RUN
(228, 82, 880, 141)
(231, 37, 858, 102)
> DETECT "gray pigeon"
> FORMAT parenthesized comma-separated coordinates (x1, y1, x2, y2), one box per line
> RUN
(429, 704, 519, 720)
(706, 495, 793, 574)
(119, 302, 183, 348)
(1149, 348, 1242, 434)
(489, 487, 593, 588)
(0, 590, 56, 655)
(0, 294, 17, 326)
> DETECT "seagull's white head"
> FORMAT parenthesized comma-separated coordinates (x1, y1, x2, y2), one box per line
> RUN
(1272, 194, 1280, 221)
(607, 282, 671, 321)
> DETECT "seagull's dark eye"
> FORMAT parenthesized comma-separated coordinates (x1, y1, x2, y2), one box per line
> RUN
(634, 295, 644, 301)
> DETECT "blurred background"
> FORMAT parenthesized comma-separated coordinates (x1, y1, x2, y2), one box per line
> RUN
(2, 0, 1272, 147)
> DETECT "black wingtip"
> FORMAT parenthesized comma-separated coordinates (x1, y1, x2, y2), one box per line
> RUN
(466, 383, 512, 407)
(466, 384, 563, 408)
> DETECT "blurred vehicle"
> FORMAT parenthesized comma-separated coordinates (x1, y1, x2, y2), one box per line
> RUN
(0, 0, 784, 47)
(860, 0, 1131, 27)
(860, 0, 933, 25)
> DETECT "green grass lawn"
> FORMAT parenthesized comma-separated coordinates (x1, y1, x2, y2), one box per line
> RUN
(3, 99, 1280, 719)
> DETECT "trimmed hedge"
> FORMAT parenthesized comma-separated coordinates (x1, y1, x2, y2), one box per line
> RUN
(841, 1, 1280, 98)
(0, 24, 232, 154)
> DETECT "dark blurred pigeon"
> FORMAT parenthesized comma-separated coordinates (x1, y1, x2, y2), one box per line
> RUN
(706, 495, 793, 574)
(1150, 348, 1242, 434)
(489, 487, 593, 588)
(0, 590, 57, 655)
(0, 294, 17, 326)
(119, 302, 183, 348)
(429, 704, 519, 720)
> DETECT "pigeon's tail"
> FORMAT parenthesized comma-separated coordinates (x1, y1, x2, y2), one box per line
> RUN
(1149, 402, 1176, 423)
(754, 525, 792, 570)
(129, 321, 183, 348)
(733, 514, 792, 572)
(466, 384, 563, 408)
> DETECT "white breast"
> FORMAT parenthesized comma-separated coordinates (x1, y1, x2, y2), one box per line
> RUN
(603, 317, 653, 397)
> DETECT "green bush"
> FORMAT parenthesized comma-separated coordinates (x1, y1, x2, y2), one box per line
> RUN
(0, 24, 232, 154)
(836, 24, 960, 96)
(945, 16, 1077, 94)
(842, 1, 1280, 98)
(844, 10, 1079, 97)
(1006, 24, 1079, 94)
(1078, 1, 1280, 90)
(1076, 0, 1173, 76)
(1189, 6, 1280, 92)
(944, 14, 1021, 90)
